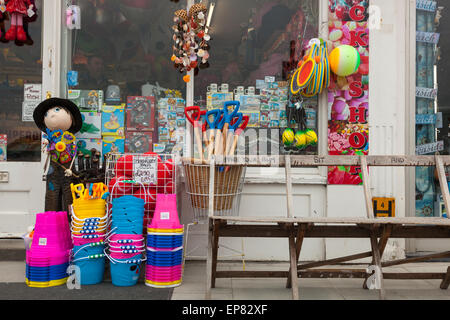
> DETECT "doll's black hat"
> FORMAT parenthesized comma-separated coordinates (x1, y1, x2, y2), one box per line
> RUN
(33, 98, 83, 134)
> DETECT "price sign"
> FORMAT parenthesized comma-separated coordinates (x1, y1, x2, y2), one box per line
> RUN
(132, 155, 157, 185)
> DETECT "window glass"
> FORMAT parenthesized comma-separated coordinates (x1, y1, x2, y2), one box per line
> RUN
(0, 0, 42, 162)
(193, 0, 319, 157)
(65, 0, 186, 158)
(415, 0, 447, 217)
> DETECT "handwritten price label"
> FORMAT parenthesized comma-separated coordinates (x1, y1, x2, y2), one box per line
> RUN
(132, 155, 157, 185)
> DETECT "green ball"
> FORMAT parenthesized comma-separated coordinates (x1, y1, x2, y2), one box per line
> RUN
(305, 129, 318, 146)
(282, 128, 295, 146)
(294, 131, 307, 150)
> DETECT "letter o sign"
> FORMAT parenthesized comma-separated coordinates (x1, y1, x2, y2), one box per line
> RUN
(349, 132, 367, 149)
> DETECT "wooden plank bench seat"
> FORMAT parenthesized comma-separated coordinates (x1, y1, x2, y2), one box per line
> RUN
(211, 215, 450, 226)
(196, 155, 450, 300)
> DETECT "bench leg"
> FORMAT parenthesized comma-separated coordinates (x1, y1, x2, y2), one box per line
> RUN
(288, 226, 300, 300)
(286, 224, 307, 289)
(369, 231, 386, 300)
(440, 267, 450, 290)
(363, 225, 392, 289)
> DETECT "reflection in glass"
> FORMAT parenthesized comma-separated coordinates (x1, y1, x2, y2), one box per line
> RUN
(194, 0, 319, 156)
(0, 0, 42, 162)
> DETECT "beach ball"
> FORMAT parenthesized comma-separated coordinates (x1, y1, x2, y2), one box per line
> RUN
(115, 155, 135, 178)
(282, 128, 295, 147)
(305, 129, 318, 146)
(329, 45, 361, 77)
(294, 131, 307, 150)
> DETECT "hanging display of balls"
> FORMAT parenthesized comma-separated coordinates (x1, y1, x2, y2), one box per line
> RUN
(294, 131, 307, 150)
(282, 128, 295, 147)
(305, 129, 318, 146)
(329, 45, 361, 77)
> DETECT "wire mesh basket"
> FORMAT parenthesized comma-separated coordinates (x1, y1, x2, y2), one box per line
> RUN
(182, 160, 246, 222)
(104, 153, 177, 227)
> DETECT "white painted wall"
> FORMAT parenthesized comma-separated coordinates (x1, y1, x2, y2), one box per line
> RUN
(180, 182, 326, 261)
(325, 0, 408, 261)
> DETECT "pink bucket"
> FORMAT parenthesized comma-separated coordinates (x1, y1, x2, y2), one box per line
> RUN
(26, 249, 71, 267)
(148, 194, 183, 230)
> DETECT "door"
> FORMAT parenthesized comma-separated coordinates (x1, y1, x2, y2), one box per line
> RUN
(0, 1, 61, 237)
(410, 0, 450, 254)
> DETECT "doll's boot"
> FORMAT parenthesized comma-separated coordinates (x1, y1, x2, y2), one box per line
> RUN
(4, 25, 16, 41)
(16, 25, 27, 42)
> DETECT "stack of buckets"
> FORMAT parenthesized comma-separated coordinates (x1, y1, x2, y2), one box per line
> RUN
(70, 197, 108, 285)
(146, 194, 184, 288)
(106, 194, 146, 286)
(26, 211, 72, 287)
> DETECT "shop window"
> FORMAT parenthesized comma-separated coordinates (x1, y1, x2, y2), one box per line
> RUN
(63, 0, 187, 158)
(193, 0, 319, 158)
(415, 0, 448, 217)
(0, 0, 42, 162)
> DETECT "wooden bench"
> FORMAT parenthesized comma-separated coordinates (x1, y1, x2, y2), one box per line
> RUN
(202, 155, 450, 300)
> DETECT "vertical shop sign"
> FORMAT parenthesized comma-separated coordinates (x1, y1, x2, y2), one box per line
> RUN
(328, 0, 370, 185)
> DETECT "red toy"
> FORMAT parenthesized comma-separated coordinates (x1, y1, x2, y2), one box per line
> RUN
(2, 0, 34, 42)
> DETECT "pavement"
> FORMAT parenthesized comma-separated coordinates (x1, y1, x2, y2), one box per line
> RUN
(1, 239, 449, 301)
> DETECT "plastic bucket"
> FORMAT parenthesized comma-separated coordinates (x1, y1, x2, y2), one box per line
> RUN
(71, 243, 105, 285)
(147, 234, 183, 249)
(109, 254, 143, 287)
(72, 257, 105, 285)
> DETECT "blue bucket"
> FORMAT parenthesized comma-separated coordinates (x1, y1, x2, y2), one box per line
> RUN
(146, 249, 183, 267)
(72, 243, 105, 285)
(111, 221, 144, 235)
(147, 234, 183, 248)
(73, 257, 105, 285)
(109, 254, 143, 287)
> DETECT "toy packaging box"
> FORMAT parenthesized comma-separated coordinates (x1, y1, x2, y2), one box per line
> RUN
(0, 134, 6, 161)
(68, 90, 104, 112)
(125, 131, 153, 154)
(236, 94, 261, 112)
(207, 92, 234, 110)
(102, 135, 125, 155)
(157, 98, 186, 154)
(242, 111, 260, 128)
(102, 104, 126, 136)
(76, 112, 102, 139)
(126, 96, 155, 131)
(76, 138, 103, 157)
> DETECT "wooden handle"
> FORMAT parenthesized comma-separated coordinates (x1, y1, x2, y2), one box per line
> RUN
(207, 130, 215, 160)
(228, 134, 239, 156)
(194, 127, 203, 161)
(225, 131, 234, 156)
(214, 129, 223, 156)
(222, 124, 229, 154)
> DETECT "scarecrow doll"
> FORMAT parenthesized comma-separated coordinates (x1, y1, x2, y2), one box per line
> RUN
(33, 98, 83, 213)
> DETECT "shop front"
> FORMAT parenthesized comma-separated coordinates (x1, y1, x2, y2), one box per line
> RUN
(0, 0, 448, 261)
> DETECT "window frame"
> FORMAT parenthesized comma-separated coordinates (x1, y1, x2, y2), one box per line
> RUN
(185, 0, 329, 184)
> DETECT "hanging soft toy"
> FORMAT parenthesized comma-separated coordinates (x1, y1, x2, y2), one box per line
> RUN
(1, 0, 35, 42)
(171, 3, 211, 83)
